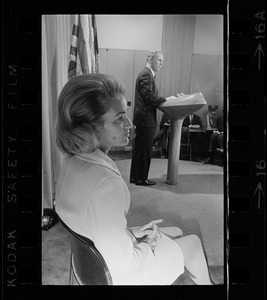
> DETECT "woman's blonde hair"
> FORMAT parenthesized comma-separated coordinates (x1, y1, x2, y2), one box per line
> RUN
(56, 73, 125, 156)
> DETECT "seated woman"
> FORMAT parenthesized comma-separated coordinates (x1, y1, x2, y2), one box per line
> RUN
(55, 73, 214, 285)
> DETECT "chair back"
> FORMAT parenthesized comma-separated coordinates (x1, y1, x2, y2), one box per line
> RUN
(59, 218, 113, 285)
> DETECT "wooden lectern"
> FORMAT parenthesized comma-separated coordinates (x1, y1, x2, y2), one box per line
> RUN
(158, 92, 206, 185)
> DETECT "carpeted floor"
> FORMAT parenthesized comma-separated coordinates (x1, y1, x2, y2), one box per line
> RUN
(42, 153, 224, 285)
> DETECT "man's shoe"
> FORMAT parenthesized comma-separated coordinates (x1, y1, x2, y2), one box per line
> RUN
(135, 180, 156, 186)
(129, 178, 135, 184)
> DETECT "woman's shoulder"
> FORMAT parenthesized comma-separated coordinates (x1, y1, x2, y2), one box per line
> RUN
(65, 157, 125, 201)
(71, 156, 119, 178)
(71, 150, 120, 174)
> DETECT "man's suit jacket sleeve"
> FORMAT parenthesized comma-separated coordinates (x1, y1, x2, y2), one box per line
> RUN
(138, 71, 166, 106)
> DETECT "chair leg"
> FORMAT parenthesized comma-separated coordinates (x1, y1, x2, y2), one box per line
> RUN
(189, 144, 192, 161)
(69, 252, 74, 285)
(186, 144, 191, 161)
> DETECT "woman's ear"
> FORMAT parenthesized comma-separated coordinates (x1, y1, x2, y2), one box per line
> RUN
(94, 123, 103, 139)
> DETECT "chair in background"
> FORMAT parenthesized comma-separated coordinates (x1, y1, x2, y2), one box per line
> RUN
(180, 141, 192, 161)
(59, 218, 113, 285)
(180, 128, 192, 161)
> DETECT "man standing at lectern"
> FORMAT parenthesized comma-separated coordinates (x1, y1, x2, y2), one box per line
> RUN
(129, 50, 176, 186)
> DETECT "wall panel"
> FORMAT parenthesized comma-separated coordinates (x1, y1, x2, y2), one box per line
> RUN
(190, 54, 223, 116)
(99, 48, 107, 73)
(103, 49, 135, 121)
(160, 15, 196, 97)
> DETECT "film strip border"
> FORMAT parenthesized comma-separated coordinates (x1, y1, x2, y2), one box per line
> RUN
(3, 14, 41, 292)
(228, 0, 265, 299)
(2, 2, 265, 300)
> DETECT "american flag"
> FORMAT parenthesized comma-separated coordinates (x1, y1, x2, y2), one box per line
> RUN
(68, 14, 100, 79)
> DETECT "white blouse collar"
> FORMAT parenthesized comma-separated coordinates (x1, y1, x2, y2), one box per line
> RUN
(75, 149, 121, 176)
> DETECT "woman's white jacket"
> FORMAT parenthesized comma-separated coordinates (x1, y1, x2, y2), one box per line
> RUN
(55, 149, 183, 285)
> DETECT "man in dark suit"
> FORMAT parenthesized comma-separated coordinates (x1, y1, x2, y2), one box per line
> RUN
(182, 114, 202, 160)
(130, 50, 176, 186)
(202, 114, 224, 165)
(182, 114, 202, 129)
